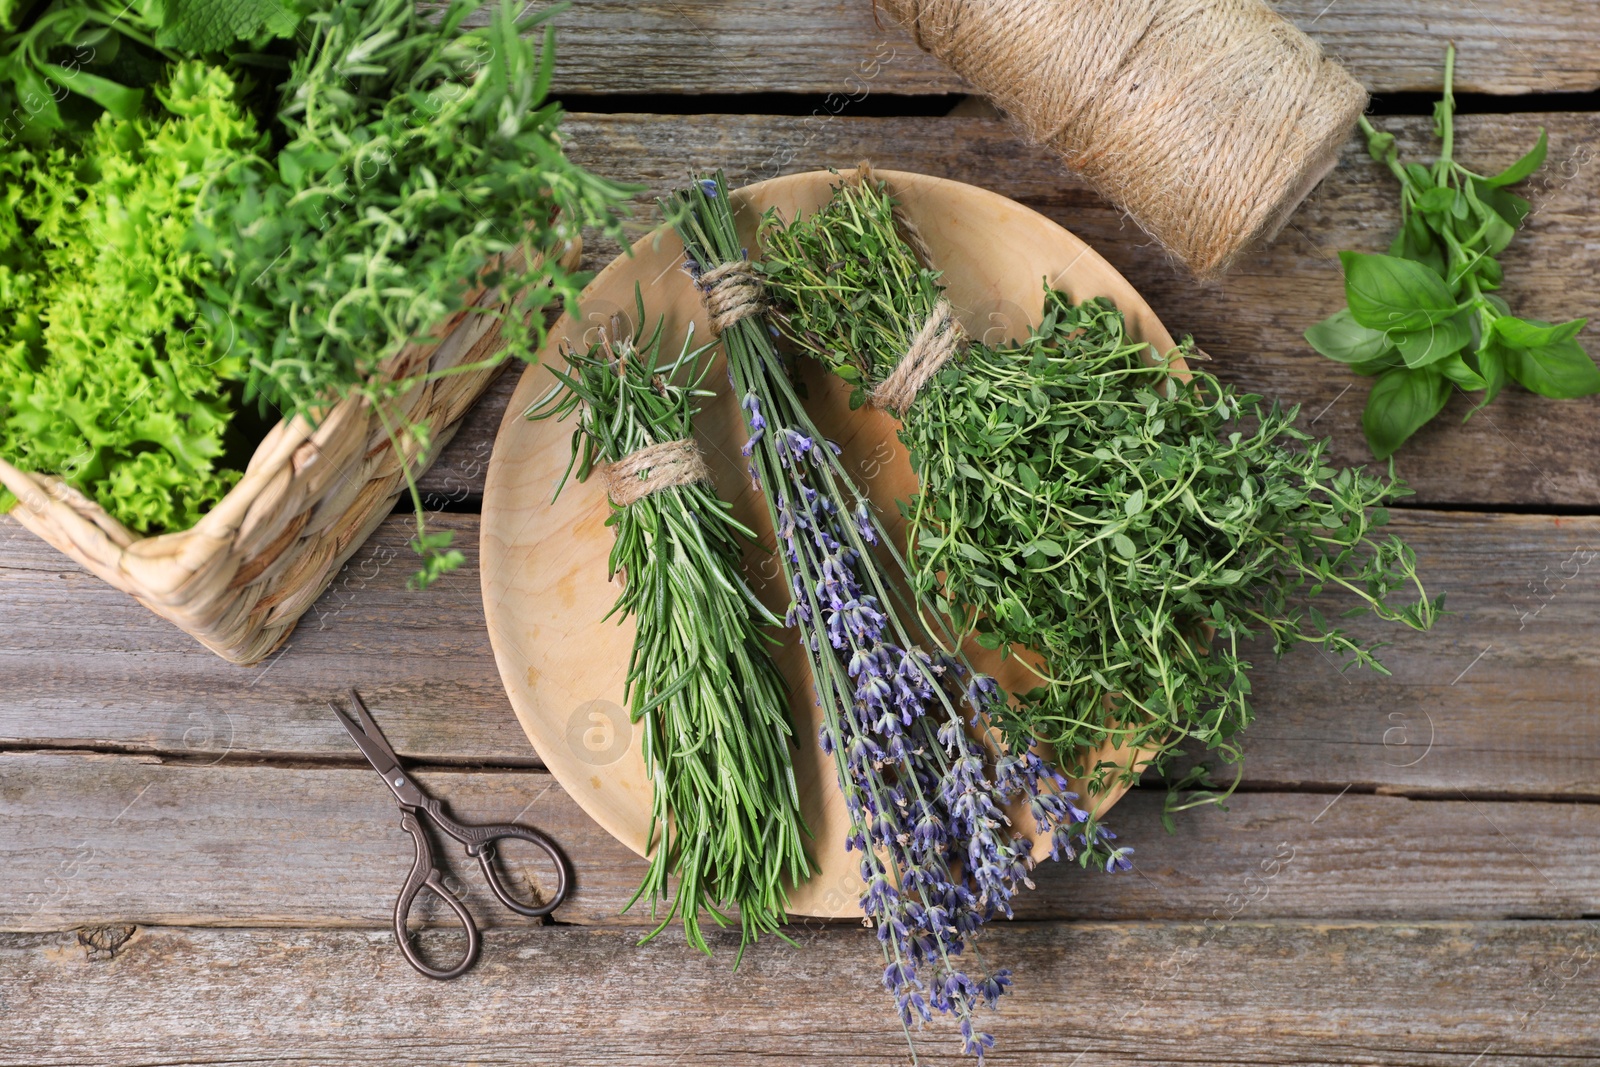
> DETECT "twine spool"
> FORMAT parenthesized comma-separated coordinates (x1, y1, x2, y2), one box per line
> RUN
(604, 438, 710, 506)
(875, 0, 1368, 277)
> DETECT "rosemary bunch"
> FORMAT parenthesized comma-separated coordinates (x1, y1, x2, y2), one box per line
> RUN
(671, 173, 1126, 1062)
(527, 299, 809, 956)
(762, 177, 1442, 809)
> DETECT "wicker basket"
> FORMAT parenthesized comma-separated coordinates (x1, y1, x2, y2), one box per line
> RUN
(0, 240, 580, 666)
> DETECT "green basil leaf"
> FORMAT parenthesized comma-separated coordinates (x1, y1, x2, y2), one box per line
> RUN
(1405, 163, 1435, 192)
(1350, 352, 1404, 377)
(40, 63, 144, 121)
(1471, 179, 1531, 229)
(10, 66, 64, 132)
(1388, 212, 1447, 277)
(1364, 126, 1397, 164)
(1415, 186, 1456, 215)
(1438, 353, 1487, 391)
(1492, 315, 1589, 349)
(1393, 311, 1473, 368)
(1483, 127, 1548, 187)
(1305, 308, 1393, 364)
(1507, 338, 1600, 399)
(1341, 251, 1459, 332)
(1477, 338, 1509, 407)
(1363, 367, 1450, 459)
(1477, 255, 1504, 289)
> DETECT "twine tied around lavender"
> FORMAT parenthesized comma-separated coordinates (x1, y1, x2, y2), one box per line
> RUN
(603, 438, 709, 506)
(699, 261, 767, 333)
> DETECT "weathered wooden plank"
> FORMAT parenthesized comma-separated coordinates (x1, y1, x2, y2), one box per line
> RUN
(420, 111, 1600, 509)
(2, 752, 1595, 932)
(4, 503, 1597, 798)
(528, 1, 1600, 96)
(3, 920, 1597, 1065)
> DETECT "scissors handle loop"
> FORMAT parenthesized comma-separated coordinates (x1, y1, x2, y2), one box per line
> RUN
(425, 800, 573, 918)
(394, 809, 481, 981)
(465, 823, 572, 918)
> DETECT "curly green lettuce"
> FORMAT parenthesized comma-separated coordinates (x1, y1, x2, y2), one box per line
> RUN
(0, 61, 263, 534)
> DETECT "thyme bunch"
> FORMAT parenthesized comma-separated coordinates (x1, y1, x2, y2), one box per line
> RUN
(762, 177, 1442, 810)
(527, 297, 809, 957)
(671, 173, 1126, 1062)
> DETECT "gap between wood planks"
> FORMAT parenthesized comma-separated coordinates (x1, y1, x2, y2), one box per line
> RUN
(0, 743, 1596, 807)
(549, 89, 1600, 119)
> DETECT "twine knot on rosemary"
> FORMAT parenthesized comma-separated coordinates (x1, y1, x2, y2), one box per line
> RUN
(603, 438, 709, 506)
(870, 297, 965, 412)
(698, 260, 766, 332)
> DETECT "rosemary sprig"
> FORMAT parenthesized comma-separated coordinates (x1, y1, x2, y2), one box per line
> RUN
(670, 173, 1126, 1063)
(761, 176, 1443, 813)
(527, 294, 810, 957)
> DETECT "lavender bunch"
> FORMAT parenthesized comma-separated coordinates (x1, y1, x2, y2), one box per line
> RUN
(669, 173, 1130, 1061)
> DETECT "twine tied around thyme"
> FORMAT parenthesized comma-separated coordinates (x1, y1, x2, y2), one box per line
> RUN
(603, 438, 710, 507)
(871, 299, 965, 412)
(852, 161, 966, 413)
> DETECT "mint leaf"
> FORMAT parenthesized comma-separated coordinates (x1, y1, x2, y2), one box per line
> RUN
(154, 0, 304, 52)
(1306, 308, 1393, 364)
(1341, 251, 1459, 333)
(1506, 339, 1600, 400)
(1363, 367, 1450, 459)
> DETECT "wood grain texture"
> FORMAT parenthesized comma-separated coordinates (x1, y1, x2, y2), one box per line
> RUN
(4, 508, 1599, 798)
(3, 921, 1597, 1065)
(2, 751, 1596, 933)
(523, 1, 1600, 96)
(417, 111, 1600, 509)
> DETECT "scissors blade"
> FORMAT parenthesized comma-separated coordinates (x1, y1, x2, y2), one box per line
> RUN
(329, 691, 402, 780)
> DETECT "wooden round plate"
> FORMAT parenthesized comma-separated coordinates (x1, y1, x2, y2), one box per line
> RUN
(481, 169, 1181, 918)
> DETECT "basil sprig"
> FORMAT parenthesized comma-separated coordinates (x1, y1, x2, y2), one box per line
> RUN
(1306, 44, 1597, 459)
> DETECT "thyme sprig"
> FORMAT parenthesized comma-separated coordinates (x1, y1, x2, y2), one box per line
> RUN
(527, 294, 810, 958)
(761, 176, 1442, 811)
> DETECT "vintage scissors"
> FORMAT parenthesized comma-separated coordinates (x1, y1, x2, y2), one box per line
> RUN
(330, 688, 572, 979)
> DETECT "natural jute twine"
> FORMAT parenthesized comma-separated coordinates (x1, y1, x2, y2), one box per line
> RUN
(871, 299, 965, 412)
(604, 438, 711, 507)
(874, 0, 1368, 277)
(850, 162, 965, 412)
(699, 261, 767, 332)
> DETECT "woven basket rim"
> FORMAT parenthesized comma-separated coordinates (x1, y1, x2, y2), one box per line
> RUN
(0, 243, 541, 591)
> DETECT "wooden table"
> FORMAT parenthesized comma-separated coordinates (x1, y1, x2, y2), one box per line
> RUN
(4, 4, 1599, 1063)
